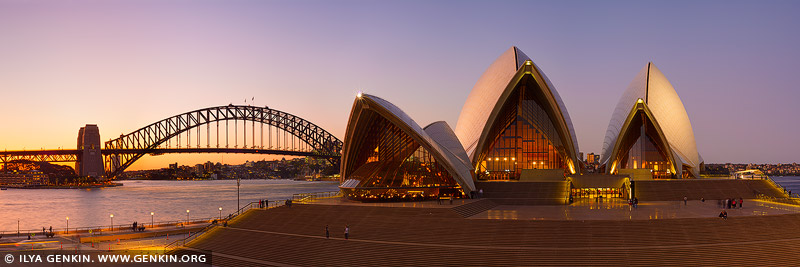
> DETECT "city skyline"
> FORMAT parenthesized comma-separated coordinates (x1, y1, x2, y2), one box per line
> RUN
(1, 0, 799, 170)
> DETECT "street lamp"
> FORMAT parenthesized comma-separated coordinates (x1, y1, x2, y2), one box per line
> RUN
(110, 214, 114, 231)
(237, 177, 241, 213)
(218, 207, 223, 220)
(186, 210, 190, 225)
(66, 217, 69, 234)
(150, 212, 154, 228)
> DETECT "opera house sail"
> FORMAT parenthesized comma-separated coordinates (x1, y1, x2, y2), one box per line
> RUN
(600, 62, 703, 179)
(454, 46, 580, 181)
(339, 93, 475, 201)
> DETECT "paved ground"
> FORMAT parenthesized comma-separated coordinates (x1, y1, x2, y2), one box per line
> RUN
(309, 197, 476, 208)
(310, 197, 800, 220)
(471, 198, 800, 220)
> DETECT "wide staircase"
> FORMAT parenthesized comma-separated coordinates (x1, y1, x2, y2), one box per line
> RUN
(183, 203, 800, 266)
(475, 181, 569, 205)
(451, 199, 498, 217)
(634, 179, 786, 201)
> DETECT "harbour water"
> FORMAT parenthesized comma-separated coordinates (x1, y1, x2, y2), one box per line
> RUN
(0, 179, 339, 233)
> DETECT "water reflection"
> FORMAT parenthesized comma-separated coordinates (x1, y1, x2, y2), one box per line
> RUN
(0, 179, 339, 232)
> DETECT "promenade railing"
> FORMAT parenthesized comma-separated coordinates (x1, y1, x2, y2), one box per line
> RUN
(164, 199, 287, 252)
(292, 191, 342, 203)
(0, 217, 223, 238)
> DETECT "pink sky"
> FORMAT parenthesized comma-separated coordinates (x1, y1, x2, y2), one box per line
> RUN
(1, 1, 798, 170)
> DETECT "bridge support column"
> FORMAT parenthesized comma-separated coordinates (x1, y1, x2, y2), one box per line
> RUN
(76, 124, 105, 180)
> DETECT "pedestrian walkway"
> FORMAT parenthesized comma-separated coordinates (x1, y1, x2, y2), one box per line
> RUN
(471, 198, 800, 220)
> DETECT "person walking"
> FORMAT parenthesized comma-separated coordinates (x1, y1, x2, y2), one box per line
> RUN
(325, 225, 329, 239)
(344, 225, 350, 240)
(683, 196, 688, 205)
(739, 197, 743, 208)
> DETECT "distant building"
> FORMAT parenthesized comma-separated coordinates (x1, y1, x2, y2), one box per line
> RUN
(0, 170, 45, 187)
(587, 153, 598, 164)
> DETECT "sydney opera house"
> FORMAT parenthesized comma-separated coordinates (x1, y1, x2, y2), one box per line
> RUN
(339, 46, 702, 200)
(599, 63, 703, 179)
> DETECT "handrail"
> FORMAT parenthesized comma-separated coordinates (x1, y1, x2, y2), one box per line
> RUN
(164, 199, 287, 252)
(292, 191, 341, 203)
(0, 217, 222, 237)
(761, 174, 793, 198)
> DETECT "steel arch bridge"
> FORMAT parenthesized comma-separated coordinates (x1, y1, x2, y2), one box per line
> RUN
(103, 105, 342, 178)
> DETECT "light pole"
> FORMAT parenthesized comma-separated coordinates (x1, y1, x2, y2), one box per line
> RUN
(186, 210, 190, 225)
(237, 177, 240, 213)
(150, 212, 154, 228)
(110, 214, 114, 231)
(218, 207, 223, 220)
(66, 217, 69, 234)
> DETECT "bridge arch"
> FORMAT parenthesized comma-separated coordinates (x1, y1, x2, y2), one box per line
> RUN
(104, 105, 342, 178)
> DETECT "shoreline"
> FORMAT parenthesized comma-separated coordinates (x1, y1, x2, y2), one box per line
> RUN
(1, 182, 124, 189)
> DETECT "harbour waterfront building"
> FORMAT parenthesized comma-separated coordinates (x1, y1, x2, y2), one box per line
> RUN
(454, 46, 581, 181)
(599, 62, 703, 179)
(339, 93, 475, 201)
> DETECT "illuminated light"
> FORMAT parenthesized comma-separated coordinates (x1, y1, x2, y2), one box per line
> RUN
(487, 158, 491, 161)
(525, 60, 532, 66)
(637, 98, 643, 103)
(357, 92, 363, 98)
(503, 158, 507, 161)
(511, 157, 515, 161)
(495, 157, 499, 161)
(533, 162, 537, 165)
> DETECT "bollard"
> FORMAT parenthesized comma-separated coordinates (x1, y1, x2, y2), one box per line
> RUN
(91, 242, 94, 248)
(166, 234, 169, 240)
(108, 244, 111, 252)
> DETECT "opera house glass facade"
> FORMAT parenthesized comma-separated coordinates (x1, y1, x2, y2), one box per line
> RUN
(600, 63, 703, 179)
(455, 47, 580, 181)
(339, 93, 474, 201)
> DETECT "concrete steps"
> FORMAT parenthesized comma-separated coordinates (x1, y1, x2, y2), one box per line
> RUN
(183, 204, 800, 266)
(451, 199, 498, 217)
(634, 179, 785, 201)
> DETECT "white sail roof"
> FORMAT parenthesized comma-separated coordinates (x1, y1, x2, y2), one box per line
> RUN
(600, 62, 701, 177)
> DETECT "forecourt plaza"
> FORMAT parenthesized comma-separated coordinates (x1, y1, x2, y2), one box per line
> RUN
(179, 47, 800, 266)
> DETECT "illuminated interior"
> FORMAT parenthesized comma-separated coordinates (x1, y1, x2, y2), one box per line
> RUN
(342, 107, 463, 201)
(475, 75, 569, 180)
(609, 102, 677, 179)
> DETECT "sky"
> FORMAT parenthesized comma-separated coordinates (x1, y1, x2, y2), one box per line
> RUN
(0, 0, 798, 170)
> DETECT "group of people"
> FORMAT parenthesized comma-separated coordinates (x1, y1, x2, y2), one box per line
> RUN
(628, 197, 639, 208)
(719, 197, 743, 209)
(259, 199, 269, 208)
(131, 221, 146, 232)
(324, 225, 349, 239)
(717, 197, 743, 220)
(41, 226, 55, 238)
